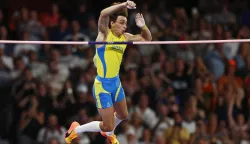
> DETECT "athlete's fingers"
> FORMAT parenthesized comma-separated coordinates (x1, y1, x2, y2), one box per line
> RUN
(128, 1, 136, 7)
(141, 13, 144, 19)
(138, 15, 141, 19)
(126, 0, 136, 9)
(136, 13, 140, 18)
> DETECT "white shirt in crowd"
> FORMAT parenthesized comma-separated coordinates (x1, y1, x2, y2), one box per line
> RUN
(29, 62, 48, 78)
(155, 117, 174, 135)
(182, 120, 196, 134)
(60, 55, 88, 69)
(77, 134, 90, 144)
(37, 126, 67, 144)
(14, 44, 37, 56)
(223, 42, 240, 59)
(135, 106, 158, 130)
(1, 56, 13, 70)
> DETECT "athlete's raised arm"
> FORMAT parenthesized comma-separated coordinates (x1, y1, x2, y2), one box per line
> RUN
(98, 1, 136, 34)
(125, 13, 152, 41)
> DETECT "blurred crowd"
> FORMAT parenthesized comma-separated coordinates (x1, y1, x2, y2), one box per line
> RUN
(1, 0, 250, 144)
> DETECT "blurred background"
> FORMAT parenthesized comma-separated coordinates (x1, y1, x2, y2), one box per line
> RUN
(0, 0, 250, 144)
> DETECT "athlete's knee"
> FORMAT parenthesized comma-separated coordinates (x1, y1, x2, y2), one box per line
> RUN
(116, 111, 128, 120)
(102, 123, 114, 132)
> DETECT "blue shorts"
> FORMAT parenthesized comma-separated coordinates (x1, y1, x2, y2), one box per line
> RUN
(92, 75, 125, 109)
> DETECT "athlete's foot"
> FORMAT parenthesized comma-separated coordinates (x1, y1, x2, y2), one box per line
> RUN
(65, 121, 80, 144)
(100, 131, 119, 144)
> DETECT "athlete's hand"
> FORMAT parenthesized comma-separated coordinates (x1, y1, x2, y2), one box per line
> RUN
(125, 0, 136, 9)
(135, 13, 145, 28)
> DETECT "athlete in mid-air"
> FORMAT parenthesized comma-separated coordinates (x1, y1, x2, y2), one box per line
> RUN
(65, 1, 152, 143)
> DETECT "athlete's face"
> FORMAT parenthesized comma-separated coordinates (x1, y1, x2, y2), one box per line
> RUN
(111, 16, 127, 36)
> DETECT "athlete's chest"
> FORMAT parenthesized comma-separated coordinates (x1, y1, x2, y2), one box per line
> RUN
(106, 34, 127, 54)
(105, 45, 126, 54)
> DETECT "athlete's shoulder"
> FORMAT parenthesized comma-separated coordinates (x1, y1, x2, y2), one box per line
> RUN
(124, 32, 144, 41)
(124, 32, 132, 39)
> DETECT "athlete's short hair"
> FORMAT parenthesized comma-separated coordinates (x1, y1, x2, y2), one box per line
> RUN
(109, 2, 128, 27)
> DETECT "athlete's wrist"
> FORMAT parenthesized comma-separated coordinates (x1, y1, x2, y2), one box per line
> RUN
(140, 25, 147, 30)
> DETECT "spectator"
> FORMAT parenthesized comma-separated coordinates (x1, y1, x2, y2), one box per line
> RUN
(213, 4, 236, 24)
(123, 67, 140, 97)
(73, 83, 97, 117)
(37, 114, 66, 144)
(168, 59, 193, 105)
(192, 19, 213, 56)
(128, 112, 144, 142)
(12, 68, 37, 102)
(138, 129, 153, 144)
(41, 4, 60, 28)
(28, 51, 48, 78)
(164, 112, 190, 144)
(215, 96, 228, 121)
(63, 20, 90, 49)
(241, 56, 250, 99)
(194, 56, 210, 78)
(176, 34, 195, 63)
(10, 56, 26, 80)
(46, 137, 61, 144)
(153, 104, 174, 136)
(206, 113, 222, 143)
(71, 3, 93, 28)
(60, 46, 88, 69)
(41, 59, 69, 98)
(57, 80, 76, 109)
(36, 83, 53, 117)
(228, 92, 248, 144)
(195, 75, 217, 112)
(17, 7, 29, 35)
(0, 57, 12, 85)
(50, 18, 70, 42)
(14, 31, 37, 57)
(234, 43, 250, 69)
(182, 105, 197, 134)
(86, 17, 98, 41)
(217, 59, 243, 95)
(116, 120, 136, 144)
(154, 134, 166, 144)
(134, 93, 158, 130)
(191, 120, 208, 144)
(223, 30, 240, 60)
(237, 55, 250, 79)
(205, 46, 226, 80)
(28, 10, 44, 39)
(0, 26, 12, 51)
(165, 18, 182, 55)
(174, 7, 189, 32)
(0, 46, 13, 70)
(237, 26, 250, 39)
(19, 95, 44, 144)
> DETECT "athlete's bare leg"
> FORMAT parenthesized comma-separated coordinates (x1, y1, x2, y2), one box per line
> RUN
(98, 107, 115, 132)
(114, 99, 129, 120)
